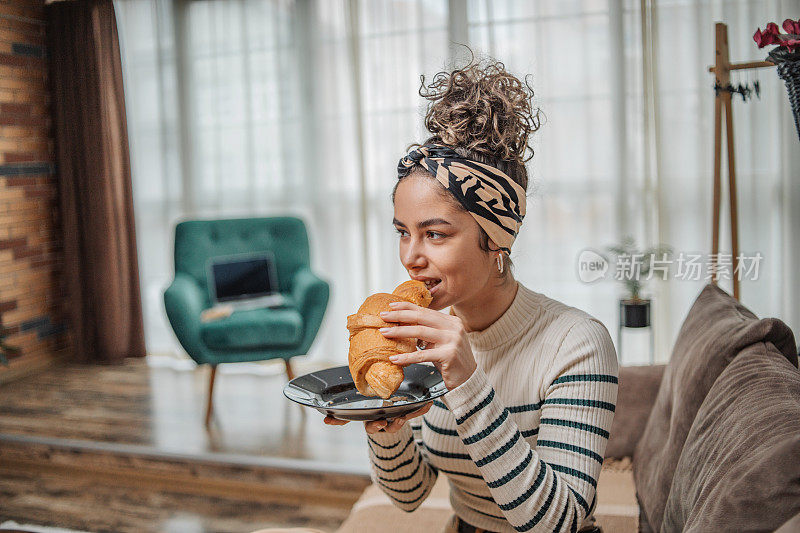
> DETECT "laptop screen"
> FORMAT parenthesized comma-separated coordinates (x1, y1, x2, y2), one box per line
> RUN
(209, 253, 279, 303)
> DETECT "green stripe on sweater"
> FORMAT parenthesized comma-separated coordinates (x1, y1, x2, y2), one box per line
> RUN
(475, 431, 520, 467)
(462, 409, 509, 444)
(539, 417, 610, 438)
(544, 398, 616, 412)
(553, 500, 571, 532)
(376, 456, 421, 483)
(422, 442, 472, 460)
(568, 486, 590, 514)
(550, 373, 618, 386)
(488, 449, 533, 488)
(550, 463, 597, 487)
(455, 388, 495, 425)
(371, 455, 415, 473)
(497, 458, 547, 509)
(368, 435, 402, 449)
(423, 417, 459, 436)
(514, 472, 557, 531)
(369, 435, 414, 460)
(536, 439, 604, 464)
(376, 473, 427, 494)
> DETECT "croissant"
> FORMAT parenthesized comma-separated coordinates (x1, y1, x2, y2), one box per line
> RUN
(346, 280, 433, 398)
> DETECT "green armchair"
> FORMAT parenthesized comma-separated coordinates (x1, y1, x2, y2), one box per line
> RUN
(163, 216, 330, 425)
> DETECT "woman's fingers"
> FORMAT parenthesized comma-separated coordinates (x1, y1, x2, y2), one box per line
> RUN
(365, 418, 403, 434)
(381, 303, 453, 330)
(389, 347, 443, 366)
(382, 402, 434, 430)
(326, 403, 434, 427)
(382, 417, 408, 433)
(380, 324, 445, 345)
(402, 401, 433, 420)
(364, 419, 389, 434)
(324, 415, 349, 425)
(363, 401, 434, 434)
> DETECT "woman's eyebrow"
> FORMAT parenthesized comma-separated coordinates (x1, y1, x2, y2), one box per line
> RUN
(393, 217, 453, 228)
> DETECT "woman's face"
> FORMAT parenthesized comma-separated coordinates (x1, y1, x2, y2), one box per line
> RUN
(393, 173, 496, 311)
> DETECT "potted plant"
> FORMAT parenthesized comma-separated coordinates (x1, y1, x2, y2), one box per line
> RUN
(603, 236, 673, 328)
(754, 18, 800, 140)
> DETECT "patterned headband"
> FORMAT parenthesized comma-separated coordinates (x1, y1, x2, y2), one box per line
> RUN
(397, 143, 526, 255)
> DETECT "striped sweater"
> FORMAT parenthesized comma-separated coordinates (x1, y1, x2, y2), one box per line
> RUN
(367, 281, 619, 532)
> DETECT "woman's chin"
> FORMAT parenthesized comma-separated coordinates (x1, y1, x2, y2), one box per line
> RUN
(428, 293, 447, 311)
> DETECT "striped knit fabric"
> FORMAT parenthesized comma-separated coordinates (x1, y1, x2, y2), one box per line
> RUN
(367, 281, 619, 532)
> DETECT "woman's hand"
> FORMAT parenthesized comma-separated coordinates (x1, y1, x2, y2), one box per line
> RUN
(378, 300, 477, 391)
(323, 401, 433, 434)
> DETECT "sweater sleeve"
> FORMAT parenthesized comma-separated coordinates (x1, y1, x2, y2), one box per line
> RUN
(366, 418, 439, 512)
(442, 317, 619, 532)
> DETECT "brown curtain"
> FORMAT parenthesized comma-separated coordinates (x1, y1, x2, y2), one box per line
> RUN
(46, 0, 146, 364)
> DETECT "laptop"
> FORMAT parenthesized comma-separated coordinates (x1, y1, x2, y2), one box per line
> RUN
(207, 252, 286, 311)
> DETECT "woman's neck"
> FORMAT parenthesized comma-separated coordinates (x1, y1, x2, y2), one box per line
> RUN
(451, 277, 519, 333)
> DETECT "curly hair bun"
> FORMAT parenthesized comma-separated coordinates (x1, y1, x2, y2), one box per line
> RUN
(420, 55, 539, 164)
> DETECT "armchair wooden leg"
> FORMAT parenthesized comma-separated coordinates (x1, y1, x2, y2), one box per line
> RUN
(205, 365, 218, 427)
(284, 358, 295, 381)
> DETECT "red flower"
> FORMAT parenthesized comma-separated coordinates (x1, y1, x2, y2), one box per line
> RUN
(782, 18, 800, 35)
(754, 28, 779, 47)
(754, 19, 800, 52)
(783, 39, 800, 52)
(765, 22, 782, 36)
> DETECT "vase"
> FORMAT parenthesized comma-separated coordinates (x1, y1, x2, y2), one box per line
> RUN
(619, 299, 651, 328)
(777, 60, 800, 141)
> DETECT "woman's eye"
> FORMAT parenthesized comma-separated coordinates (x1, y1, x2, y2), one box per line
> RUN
(393, 228, 445, 239)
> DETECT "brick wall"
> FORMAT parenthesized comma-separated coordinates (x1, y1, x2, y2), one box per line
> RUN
(0, 0, 72, 381)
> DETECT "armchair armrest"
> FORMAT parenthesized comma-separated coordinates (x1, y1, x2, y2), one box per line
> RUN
(163, 273, 210, 364)
(605, 364, 666, 459)
(290, 267, 330, 354)
(290, 268, 328, 313)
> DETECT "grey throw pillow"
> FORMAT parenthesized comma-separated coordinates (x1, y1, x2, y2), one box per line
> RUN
(662, 341, 800, 532)
(632, 283, 797, 531)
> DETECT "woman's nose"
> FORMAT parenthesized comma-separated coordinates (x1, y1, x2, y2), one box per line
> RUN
(401, 239, 426, 268)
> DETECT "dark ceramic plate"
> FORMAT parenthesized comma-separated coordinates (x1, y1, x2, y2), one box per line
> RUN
(283, 363, 448, 421)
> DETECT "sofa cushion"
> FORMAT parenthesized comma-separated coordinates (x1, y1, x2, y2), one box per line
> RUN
(661, 341, 800, 532)
(775, 512, 800, 533)
(633, 283, 797, 531)
(593, 457, 639, 533)
(335, 474, 453, 533)
(336, 459, 641, 533)
(605, 364, 665, 459)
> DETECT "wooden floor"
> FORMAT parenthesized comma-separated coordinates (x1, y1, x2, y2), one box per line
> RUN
(0, 357, 369, 465)
(0, 467, 350, 533)
(0, 357, 371, 532)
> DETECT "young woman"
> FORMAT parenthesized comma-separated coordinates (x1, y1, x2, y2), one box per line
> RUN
(324, 58, 618, 533)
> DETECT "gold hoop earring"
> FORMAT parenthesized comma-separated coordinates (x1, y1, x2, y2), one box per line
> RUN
(497, 253, 504, 274)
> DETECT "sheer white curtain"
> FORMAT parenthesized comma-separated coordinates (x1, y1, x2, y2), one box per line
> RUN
(115, 0, 799, 368)
(650, 0, 800, 360)
(115, 0, 450, 367)
(465, 0, 800, 362)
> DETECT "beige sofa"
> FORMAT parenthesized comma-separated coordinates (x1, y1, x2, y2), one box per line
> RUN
(336, 457, 638, 532)
(337, 284, 800, 532)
